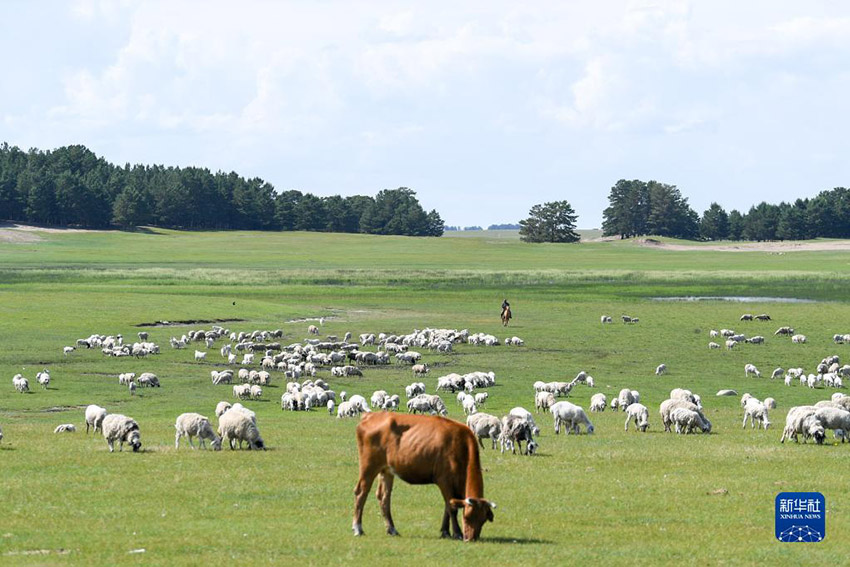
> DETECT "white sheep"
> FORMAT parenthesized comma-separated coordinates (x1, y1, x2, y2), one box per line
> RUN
(708, 342, 720, 349)
(102, 414, 141, 452)
(624, 403, 649, 432)
(535, 391, 555, 413)
(215, 401, 232, 417)
(249, 385, 263, 399)
(744, 364, 761, 378)
(601, 315, 612, 324)
(218, 408, 265, 450)
(175, 413, 222, 450)
(813, 406, 850, 438)
(474, 392, 489, 406)
(63, 346, 76, 356)
(36, 369, 50, 389)
(194, 350, 207, 362)
(660, 399, 711, 433)
(85, 404, 108, 434)
(411, 364, 429, 377)
(327, 400, 336, 414)
(791, 334, 807, 344)
(742, 398, 771, 429)
(617, 388, 635, 411)
(781, 406, 825, 444)
(589, 393, 607, 413)
(54, 424, 76, 433)
(462, 396, 477, 415)
(12, 374, 29, 393)
(764, 397, 777, 410)
(550, 401, 594, 435)
(466, 413, 502, 449)
(655, 364, 667, 376)
(670, 407, 709, 434)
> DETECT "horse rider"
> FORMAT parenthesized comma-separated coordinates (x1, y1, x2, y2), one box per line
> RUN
(501, 299, 510, 316)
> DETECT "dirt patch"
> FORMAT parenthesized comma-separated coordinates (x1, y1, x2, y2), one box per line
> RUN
(136, 318, 246, 327)
(634, 239, 850, 253)
(0, 229, 43, 243)
(0, 221, 107, 234)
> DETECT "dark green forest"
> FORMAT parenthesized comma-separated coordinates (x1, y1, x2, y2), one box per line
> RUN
(601, 178, 850, 241)
(0, 143, 443, 236)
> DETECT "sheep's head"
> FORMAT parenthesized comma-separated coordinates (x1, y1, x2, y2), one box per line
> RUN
(526, 440, 539, 455)
(450, 498, 496, 541)
(210, 437, 222, 451)
(127, 430, 142, 452)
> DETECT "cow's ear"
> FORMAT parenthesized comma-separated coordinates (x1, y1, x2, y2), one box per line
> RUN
(449, 498, 466, 511)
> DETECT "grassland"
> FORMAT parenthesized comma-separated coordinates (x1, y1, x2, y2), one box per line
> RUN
(1, 227, 849, 565)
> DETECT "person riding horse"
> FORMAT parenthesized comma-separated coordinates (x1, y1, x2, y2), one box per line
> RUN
(501, 299, 512, 326)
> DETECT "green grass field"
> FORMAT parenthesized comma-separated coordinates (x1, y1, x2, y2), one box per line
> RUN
(1, 228, 849, 565)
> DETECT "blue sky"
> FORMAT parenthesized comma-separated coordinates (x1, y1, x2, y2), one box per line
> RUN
(2, 1, 849, 227)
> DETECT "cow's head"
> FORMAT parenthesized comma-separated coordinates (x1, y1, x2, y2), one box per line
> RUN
(450, 498, 496, 541)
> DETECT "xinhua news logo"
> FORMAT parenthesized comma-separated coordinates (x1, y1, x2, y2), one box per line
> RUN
(775, 492, 825, 542)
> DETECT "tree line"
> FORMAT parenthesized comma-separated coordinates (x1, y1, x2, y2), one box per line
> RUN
(517, 179, 850, 243)
(0, 143, 443, 236)
(601, 179, 850, 241)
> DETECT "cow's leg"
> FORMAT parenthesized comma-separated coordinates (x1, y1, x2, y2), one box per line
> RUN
(377, 472, 399, 535)
(353, 463, 380, 536)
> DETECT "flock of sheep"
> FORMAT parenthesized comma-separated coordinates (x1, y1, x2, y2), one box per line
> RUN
(6, 307, 850, 456)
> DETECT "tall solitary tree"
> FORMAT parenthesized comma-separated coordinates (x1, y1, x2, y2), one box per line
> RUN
(519, 200, 580, 243)
(699, 202, 729, 241)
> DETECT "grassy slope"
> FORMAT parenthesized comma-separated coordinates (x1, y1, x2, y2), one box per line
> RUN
(1, 229, 848, 565)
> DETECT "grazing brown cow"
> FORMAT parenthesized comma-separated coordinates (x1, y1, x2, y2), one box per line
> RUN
(352, 412, 496, 541)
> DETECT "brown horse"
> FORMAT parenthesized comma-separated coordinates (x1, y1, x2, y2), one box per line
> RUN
(501, 306, 512, 326)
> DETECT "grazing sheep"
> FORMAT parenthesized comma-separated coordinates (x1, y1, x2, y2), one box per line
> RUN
(218, 408, 265, 450)
(535, 391, 556, 413)
(474, 392, 489, 406)
(462, 396, 478, 415)
(249, 385, 263, 399)
(716, 389, 737, 396)
(508, 407, 541, 436)
(655, 364, 667, 376)
(63, 346, 76, 356)
(175, 413, 222, 450)
(744, 364, 761, 378)
(601, 315, 613, 324)
(617, 388, 636, 411)
(771, 367, 784, 380)
(774, 326, 795, 336)
(670, 407, 710, 434)
(466, 413, 502, 450)
(54, 424, 76, 433)
(85, 404, 108, 434)
(624, 403, 649, 432)
(740, 314, 753, 321)
(660, 399, 711, 433)
(791, 334, 807, 344)
(327, 400, 336, 414)
(550, 401, 594, 435)
(708, 342, 720, 349)
(742, 398, 771, 429)
(215, 401, 232, 417)
(308, 324, 319, 335)
(764, 397, 777, 410)
(589, 393, 607, 412)
(813, 406, 850, 438)
(780, 406, 825, 444)
(138, 372, 160, 387)
(128, 382, 137, 396)
(102, 414, 141, 452)
(499, 415, 538, 455)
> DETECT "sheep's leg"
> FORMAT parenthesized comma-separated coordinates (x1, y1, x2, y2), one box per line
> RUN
(377, 472, 399, 536)
(624, 415, 630, 431)
(188, 436, 196, 449)
(742, 414, 748, 428)
(107, 439, 114, 452)
(477, 435, 485, 449)
(175, 431, 181, 449)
